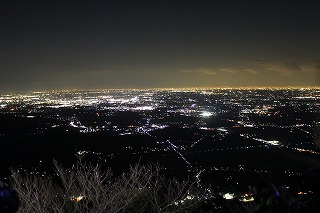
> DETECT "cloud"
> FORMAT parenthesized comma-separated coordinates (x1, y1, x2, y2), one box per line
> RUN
(244, 69, 259, 75)
(219, 68, 237, 74)
(257, 61, 300, 75)
(180, 67, 239, 76)
(180, 68, 217, 76)
(196, 68, 217, 76)
(256, 60, 320, 76)
(180, 69, 194, 73)
(86, 70, 111, 75)
(63, 69, 111, 76)
(180, 62, 319, 79)
(299, 64, 320, 73)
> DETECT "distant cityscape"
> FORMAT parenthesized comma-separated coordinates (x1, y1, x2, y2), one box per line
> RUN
(0, 87, 319, 202)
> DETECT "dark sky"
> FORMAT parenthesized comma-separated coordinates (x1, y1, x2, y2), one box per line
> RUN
(1, 0, 319, 91)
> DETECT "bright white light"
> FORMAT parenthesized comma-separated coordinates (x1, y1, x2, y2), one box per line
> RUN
(239, 196, 254, 202)
(200, 111, 213, 117)
(134, 106, 153, 110)
(131, 96, 139, 102)
(70, 195, 84, 202)
(252, 138, 281, 146)
(69, 122, 78, 128)
(223, 193, 234, 200)
(268, 140, 280, 146)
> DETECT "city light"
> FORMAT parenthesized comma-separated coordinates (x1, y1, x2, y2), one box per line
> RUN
(0, 87, 318, 205)
(200, 111, 213, 117)
(223, 193, 235, 200)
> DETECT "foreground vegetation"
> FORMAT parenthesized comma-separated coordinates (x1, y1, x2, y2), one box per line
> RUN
(10, 157, 206, 213)
(10, 157, 319, 212)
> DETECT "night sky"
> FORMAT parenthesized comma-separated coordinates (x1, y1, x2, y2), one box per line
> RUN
(1, 0, 319, 92)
